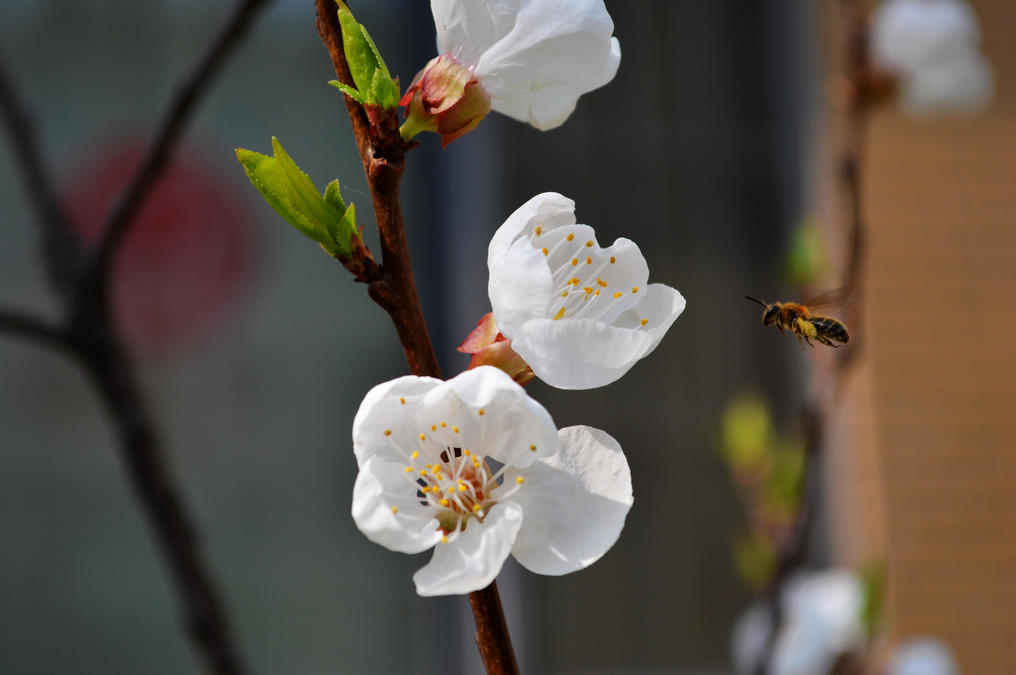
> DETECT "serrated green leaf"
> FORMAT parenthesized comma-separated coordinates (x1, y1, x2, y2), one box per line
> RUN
(235, 138, 355, 257)
(323, 179, 346, 213)
(328, 79, 366, 105)
(335, 1, 398, 109)
(367, 68, 401, 109)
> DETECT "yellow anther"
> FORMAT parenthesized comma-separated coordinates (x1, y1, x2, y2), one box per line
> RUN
(411, 450, 419, 459)
(421, 486, 430, 493)
(458, 485, 468, 492)
(640, 318, 649, 326)
(597, 278, 607, 287)
(561, 291, 569, 298)
(404, 467, 413, 473)
(632, 286, 639, 293)
(553, 307, 566, 320)
(419, 469, 428, 476)
(400, 397, 405, 405)
(534, 226, 542, 236)
(440, 421, 446, 428)
(441, 535, 448, 543)
(473, 460, 481, 468)
(586, 256, 592, 265)
(384, 429, 392, 436)
(529, 444, 537, 452)
(391, 506, 399, 513)
(431, 424, 437, 431)
(614, 291, 622, 299)
(594, 289, 600, 296)
(585, 240, 594, 247)
(571, 258, 578, 266)
(452, 426, 460, 434)
(609, 256, 616, 264)
(463, 449, 471, 455)
(419, 433, 426, 441)
(472, 504, 482, 512)
(566, 233, 574, 241)
(516, 476, 525, 485)
(439, 498, 450, 507)
(478, 409, 485, 416)
(584, 286, 594, 294)
(542, 247, 549, 256)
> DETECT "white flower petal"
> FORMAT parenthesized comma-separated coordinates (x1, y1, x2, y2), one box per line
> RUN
(431, 0, 620, 130)
(900, 48, 994, 114)
(413, 501, 524, 596)
(871, 0, 980, 73)
(474, 1, 620, 129)
(431, 0, 521, 68)
(888, 637, 958, 675)
(352, 375, 443, 467)
(416, 366, 559, 466)
(507, 425, 631, 575)
(489, 236, 554, 335)
(487, 192, 576, 270)
(352, 456, 443, 554)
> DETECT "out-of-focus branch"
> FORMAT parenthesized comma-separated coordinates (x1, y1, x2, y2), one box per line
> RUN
(0, 57, 81, 297)
(0, 1, 276, 672)
(0, 308, 67, 349)
(83, 0, 273, 303)
(756, 2, 872, 674)
(314, 3, 517, 674)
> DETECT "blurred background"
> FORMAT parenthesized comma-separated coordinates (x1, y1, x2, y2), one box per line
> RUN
(0, 0, 1012, 673)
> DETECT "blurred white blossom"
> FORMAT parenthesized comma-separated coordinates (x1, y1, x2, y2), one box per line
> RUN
(871, 0, 994, 114)
(732, 569, 865, 675)
(888, 637, 959, 675)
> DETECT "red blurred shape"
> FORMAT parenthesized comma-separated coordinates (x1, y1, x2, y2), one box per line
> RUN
(67, 142, 255, 360)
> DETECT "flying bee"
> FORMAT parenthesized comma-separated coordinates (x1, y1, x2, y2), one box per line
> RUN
(745, 291, 850, 348)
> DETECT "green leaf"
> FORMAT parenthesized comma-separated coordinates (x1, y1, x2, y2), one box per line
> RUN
(235, 137, 356, 257)
(328, 79, 365, 105)
(859, 561, 887, 639)
(720, 394, 773, 469)
(732, 532, 777, 591)
(335, 1, 399, 109)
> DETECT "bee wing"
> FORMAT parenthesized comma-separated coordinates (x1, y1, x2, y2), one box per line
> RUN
(802, 287, 855, 311)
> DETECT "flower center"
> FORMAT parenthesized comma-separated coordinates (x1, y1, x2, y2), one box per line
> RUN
(401, 435, 525, 539)
(527, 227, 643, 324)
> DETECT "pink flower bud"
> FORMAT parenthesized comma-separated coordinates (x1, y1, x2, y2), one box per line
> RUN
(399, 55, 491, 148)
(457, 312, 534, 385)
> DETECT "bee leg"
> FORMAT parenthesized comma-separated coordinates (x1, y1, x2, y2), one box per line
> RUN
(804, 335, 814, 347)
(796, 333, 806, 350)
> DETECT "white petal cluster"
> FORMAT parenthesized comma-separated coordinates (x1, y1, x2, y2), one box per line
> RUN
(351, 366, 632, 596)
(487, 192, 685, 390)
(888, 637, 959, 675)
(732, 570, 865, 675)
(871, 0, 994, 114)
(430, 0, 621, 130)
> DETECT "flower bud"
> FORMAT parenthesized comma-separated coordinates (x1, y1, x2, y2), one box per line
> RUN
(457, 312, 534, 385)
(399, 55, 491, 148)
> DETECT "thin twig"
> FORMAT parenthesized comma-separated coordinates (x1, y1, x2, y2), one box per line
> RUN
(0, 307, 67, 350)
(81, 0, 272, 302)
(0, 56, 81, 297)
(314, 2, 517, 673)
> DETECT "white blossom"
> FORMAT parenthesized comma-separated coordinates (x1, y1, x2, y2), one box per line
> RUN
(429, 0, 621, 130)
(487, 192, 685, 390)
(871, 0, 994, 114)
(351, 366, 632, 596)
(888, 637, 959, 675)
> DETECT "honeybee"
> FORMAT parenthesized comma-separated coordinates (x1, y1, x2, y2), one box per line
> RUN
(745, 292, 850, 348)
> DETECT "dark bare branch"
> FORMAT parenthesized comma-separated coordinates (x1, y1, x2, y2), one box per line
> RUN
(0, 308, 67, 350)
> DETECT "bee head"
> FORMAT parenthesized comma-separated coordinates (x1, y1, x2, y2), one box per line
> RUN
(761, 305, 779, 327)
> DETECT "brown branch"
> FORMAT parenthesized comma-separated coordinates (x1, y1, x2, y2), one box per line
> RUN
(314, 2, 517, 673)
(0, 56, 81, 298)
(82, 0, 273, 301)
